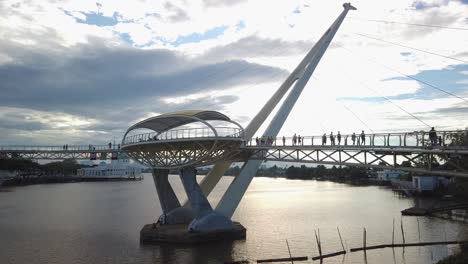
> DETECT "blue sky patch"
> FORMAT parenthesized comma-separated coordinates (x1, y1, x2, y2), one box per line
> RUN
(235, 21, 246, 31)
(73, 11, 121, 26)
(118, 33, 132, 44)
(338, 64, 468, 102)
(170, 25, 228, 46)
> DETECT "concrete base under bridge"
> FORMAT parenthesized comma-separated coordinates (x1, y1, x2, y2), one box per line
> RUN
(140, 222, 246, 244)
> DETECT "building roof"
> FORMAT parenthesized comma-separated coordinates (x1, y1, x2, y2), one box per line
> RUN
(125, 110, 231, 133)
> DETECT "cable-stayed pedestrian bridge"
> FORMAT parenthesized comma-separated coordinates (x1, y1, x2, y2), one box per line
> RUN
(2, 3, 468, 243)
(242, 130, 468, 178)
(1, 129, 467, 177)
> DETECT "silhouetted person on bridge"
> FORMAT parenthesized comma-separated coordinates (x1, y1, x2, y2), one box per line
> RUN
(108, 142, 112, 149)
(330, 132, 335, 145)
(337, 131, 341, 145)
(282, 136, 286, 146)
(298, 135, 302, 145)
(351, 133, 356, 145)
(429, 127, 437, 146)
(255, 137, 259, 146)
(293, 133, 297, 146)
(322, 133, 327, 145)
(360, 130, 365, 145)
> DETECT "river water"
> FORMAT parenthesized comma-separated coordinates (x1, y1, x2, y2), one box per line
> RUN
(1, 174, 467, 264)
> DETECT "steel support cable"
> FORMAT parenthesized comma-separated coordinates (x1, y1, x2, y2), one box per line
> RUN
(348, 17, 468, 31)
(177, 41, 310, 98)
(310, 72, 378, 135)
(342, 104, 376, 134)
(338, 68, 432, 128)
(337, 45, 468, 104)
(173, 32, 326, 101)
(355, 33, 468, 64)
(341, 103, 390, 145)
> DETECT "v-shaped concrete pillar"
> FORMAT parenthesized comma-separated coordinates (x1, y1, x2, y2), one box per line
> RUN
(216, 3, 357, 218)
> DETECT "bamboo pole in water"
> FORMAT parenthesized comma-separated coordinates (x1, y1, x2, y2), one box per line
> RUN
(400, 218, 406, 245)
(337, 227, 346, 252)
(285, 240, 293, 264)
(314, 230, 322, 258)
(363, 228, 367, 251)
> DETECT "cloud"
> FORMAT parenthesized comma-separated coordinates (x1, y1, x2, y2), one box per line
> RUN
(202, 0, 247, 7)
(0, 0, 467, 146)
(164, 2, 190, 23)
(0, 37, 286, 114)
(200, 35, 315, 62)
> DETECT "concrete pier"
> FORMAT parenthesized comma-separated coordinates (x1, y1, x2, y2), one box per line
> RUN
(140, 222, 246, 244)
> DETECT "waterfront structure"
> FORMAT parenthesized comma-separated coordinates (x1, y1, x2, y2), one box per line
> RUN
(121, 3, 358, 242)
(377, 170, 406, 181)
(1, 2, 468, 243)
(77, 154, 142, 180)
(412, 176, 450, 193)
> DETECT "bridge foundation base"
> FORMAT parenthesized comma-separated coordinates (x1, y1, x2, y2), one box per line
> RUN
(140, 222, 246, 244)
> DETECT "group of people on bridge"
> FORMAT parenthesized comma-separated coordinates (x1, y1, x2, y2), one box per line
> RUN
(321, 131, 366, 146)
(251, 127, 444, 147)
(253, 131, 368, 147)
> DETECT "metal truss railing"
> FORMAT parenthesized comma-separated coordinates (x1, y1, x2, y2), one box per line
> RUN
(0, 145, 116, 151)
(122, 126, 242, 146)
(245, 147, 468, 178)
(247, 130, 468, 149)
(0, 150, 122, 160)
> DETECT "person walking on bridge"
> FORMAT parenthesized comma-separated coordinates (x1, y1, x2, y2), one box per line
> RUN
(330, 132, 335, 145)
(337, 131, 342, 145)
(429, 127, 437, 146)
(351, 132, 356, 145)
(360, 130, 366, 145)
(293, 133, 297, 146)
(322, 133, 327, 145)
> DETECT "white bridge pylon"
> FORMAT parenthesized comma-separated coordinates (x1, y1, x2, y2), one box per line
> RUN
(203, 3, 357, 218)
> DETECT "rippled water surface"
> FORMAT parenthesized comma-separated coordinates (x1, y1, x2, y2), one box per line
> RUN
(1, 174, 467, 264)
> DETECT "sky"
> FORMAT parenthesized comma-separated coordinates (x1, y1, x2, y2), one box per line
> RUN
(0, 0, 467, 146)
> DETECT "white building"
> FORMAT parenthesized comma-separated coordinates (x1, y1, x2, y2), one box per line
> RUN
(377, 170, 406, 181)
(77, 154, 142, 179)
(412, 176, 450, 192)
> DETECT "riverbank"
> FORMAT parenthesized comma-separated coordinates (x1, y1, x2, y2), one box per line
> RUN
(1, 176, 143, 187)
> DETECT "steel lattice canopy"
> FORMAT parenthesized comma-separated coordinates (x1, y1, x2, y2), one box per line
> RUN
(124, 110, 231, 134)
(121, 110, 245, 169)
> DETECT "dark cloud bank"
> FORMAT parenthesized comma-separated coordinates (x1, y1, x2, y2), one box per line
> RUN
(0, 34, 295, 143)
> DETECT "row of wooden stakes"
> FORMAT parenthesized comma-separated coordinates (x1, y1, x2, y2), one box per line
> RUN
(228, 218, 468, 263)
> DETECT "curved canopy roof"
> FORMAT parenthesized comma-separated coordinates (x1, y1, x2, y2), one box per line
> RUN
(125, 110, 231, 134)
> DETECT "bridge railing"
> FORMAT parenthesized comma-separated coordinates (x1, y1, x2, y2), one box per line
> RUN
(247, 130, 468, 148)
(122, 127, 243, 146)
(0, 145, 115, 151)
